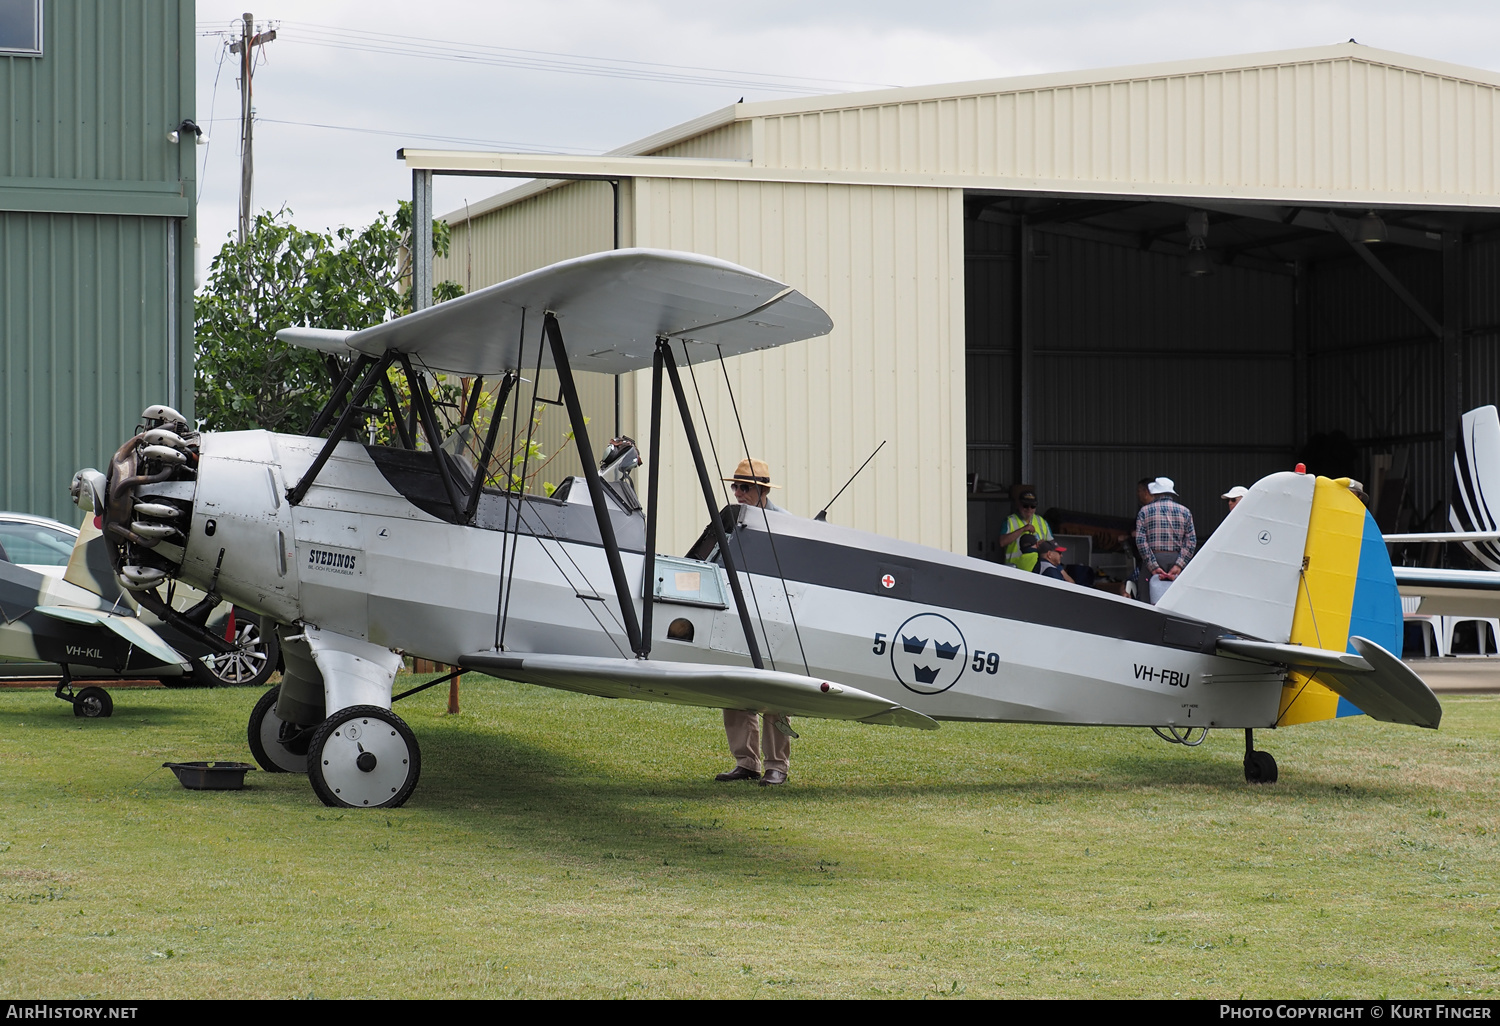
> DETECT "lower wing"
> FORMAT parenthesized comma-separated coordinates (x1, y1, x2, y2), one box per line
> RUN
(460, 651, 939, 729)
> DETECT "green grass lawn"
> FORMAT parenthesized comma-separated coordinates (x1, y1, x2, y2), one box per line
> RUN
(1, 676, 1497, 999)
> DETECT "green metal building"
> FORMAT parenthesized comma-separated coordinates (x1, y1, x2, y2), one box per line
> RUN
(0, 0, 195, 522)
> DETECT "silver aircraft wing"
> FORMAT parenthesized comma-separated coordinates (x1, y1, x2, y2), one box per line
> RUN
(1216, 636, 1441, 729)
(460, 651, 939, 730)
(34, 606, 192, 670)
(277, 248, 834, 376)
(1394, 565, 1500, 617)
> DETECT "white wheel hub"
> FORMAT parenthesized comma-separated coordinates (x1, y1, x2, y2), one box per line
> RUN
(315, 709, 417, 808)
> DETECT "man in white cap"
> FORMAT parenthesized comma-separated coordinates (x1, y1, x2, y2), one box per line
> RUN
(1222, 485, 1249, 512)
(1133, 476, 1197, 605)
(715, 458, 792, 786)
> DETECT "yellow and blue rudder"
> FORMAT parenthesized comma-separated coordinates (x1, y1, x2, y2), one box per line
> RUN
(1277, 476, 1404, 726)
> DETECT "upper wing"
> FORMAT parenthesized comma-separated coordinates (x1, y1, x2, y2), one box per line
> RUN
(1216, 635, 1440, 729)
(461, 651, 939, 730)
(277, 248, 834, 376)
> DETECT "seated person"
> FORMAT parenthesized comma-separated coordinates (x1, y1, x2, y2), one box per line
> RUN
(1033, 538, 1074, 584)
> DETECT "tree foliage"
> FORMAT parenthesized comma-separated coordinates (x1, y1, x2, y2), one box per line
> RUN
(193, 203, 463, 432)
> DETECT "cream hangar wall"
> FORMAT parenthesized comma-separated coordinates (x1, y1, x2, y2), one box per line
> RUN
(625, 177, 967, 557)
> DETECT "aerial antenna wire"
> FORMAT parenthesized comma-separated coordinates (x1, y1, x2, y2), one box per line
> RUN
(498, 317, 548, 649)
(816, 440, 886, 521)
(716, 345, 810, 677)
(493, 309, 527, 649)
(681, 342, 776, 672)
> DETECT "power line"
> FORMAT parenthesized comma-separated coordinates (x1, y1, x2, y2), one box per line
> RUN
(198, 19, 896, 95)
(250, 116, 605, 153)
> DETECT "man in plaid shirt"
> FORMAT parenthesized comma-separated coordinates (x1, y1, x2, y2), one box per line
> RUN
(1134, 476, 1196, 605)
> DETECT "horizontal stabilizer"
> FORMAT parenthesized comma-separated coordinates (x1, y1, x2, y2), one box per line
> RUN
(1330, 637, 1442, 729)
(34, 605, 190, 671)
(461, 651, 938, 729)
(1217, 637, 1373, 673)
(1217, 635, 1440, 729)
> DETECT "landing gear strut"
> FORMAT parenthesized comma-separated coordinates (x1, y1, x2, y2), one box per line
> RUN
(53, 670, 113, 719)
(1243, 728, 1278, 784)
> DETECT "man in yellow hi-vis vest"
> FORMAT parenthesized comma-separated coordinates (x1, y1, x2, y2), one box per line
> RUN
(999, 485, 1052, 572)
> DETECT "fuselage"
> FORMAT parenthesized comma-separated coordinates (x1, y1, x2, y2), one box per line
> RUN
(155, 430, 1284, 730)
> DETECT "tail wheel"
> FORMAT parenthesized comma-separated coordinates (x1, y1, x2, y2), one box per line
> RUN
(1244, 749, 1278, 784)
(247, 685, 308, 774)
(307, 706, 420, 809)
(72, 686, 113, 718)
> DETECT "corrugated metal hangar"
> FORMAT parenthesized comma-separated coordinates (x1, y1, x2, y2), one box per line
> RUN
(418, 43, 1500, 560)
(0, 0, 196, 523)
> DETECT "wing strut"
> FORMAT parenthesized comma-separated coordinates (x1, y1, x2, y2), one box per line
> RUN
(657, 338, 766, 670)
(288, 352, 394, 506)
(543, 312, 644, 655)
(639, 341, 666, 658)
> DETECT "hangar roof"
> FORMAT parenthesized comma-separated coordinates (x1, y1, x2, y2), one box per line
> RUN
(438, 42, 1500, 228)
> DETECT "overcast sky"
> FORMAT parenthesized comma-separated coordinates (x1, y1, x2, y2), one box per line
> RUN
(191, 0, 1500, 282)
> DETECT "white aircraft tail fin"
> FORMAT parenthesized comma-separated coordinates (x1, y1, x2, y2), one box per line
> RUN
(1451, 405, 1500, 570)
(1156, 471, 1315, 643)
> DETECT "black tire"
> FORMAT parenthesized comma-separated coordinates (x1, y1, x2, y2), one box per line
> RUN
(72, 686, 113, 718)
(1244, 749, 1278, 784)
(191, 612, 281, 688)
(247, 685, 308, 774)
(307, 705, 420, 809)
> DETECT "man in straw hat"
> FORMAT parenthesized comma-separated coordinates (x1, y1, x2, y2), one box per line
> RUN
(715, 458, 792, 785)
(1133, 476, 1197, 605)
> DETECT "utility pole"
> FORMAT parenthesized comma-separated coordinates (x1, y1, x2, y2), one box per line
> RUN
(230, 12, 276, 244)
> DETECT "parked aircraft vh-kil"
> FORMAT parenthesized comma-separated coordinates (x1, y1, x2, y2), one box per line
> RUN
(70, 249, 1442, 809)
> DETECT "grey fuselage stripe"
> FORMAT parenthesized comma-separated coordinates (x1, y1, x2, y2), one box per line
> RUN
(360, 445, 1229, 651)
(724, 526, 1234, 653)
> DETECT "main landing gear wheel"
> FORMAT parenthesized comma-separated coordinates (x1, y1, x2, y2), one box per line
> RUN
(247, 685, 309, 774)
(72, 686, 113, 719)
(1243, 729, 1278, 784)
(307, 706, 420, 809)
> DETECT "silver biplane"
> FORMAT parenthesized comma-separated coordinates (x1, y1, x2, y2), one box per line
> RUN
(70, 249, 1442, 808)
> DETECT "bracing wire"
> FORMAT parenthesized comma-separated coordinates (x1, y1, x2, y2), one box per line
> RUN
(493, 309, 526, 650)
(681, 343, 776, 672)
(497, 318, 547, 649)
(716, 344, 811, 677)
(511, 504, 630, 660)
(1273, 569, 1324, 727)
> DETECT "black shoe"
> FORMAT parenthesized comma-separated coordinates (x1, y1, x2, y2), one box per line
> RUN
(715, 766, 761, 782)
(759, 768, 788, 786)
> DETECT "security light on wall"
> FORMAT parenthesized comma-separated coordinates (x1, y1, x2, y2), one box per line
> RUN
(1184, 211, 1213, 277)
(1357, 210, 1387, 244)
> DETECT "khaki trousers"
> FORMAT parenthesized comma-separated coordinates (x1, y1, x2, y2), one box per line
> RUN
(724, 709, 790, 774)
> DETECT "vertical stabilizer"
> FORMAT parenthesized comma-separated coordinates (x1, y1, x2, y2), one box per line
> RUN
(1278, 477, 1404, 726)
(1451, 405, 1500, 571)
(1156, 470, 1314, 642)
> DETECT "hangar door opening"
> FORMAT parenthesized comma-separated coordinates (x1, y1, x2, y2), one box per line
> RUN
(962, 193, 1500, 577)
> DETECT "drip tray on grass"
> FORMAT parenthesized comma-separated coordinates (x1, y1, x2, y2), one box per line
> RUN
(163, 761, 254, 790)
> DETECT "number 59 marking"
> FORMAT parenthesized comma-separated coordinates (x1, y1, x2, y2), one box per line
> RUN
(971, 650, 1000, 674)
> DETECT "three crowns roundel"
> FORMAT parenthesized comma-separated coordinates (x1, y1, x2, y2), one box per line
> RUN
(890, 612, 967, 695)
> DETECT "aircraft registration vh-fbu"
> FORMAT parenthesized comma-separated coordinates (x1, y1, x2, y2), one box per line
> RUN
(69, 249, 1441, 809)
